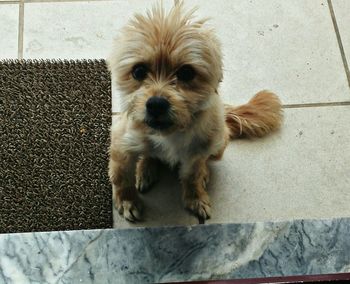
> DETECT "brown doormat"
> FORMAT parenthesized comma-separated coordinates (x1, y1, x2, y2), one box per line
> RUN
(0, 59, 112, 233)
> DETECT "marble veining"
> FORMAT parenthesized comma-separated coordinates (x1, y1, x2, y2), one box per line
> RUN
(0, 218, 350, 283)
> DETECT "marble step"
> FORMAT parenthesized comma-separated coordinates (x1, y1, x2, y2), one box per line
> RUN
(1, 217, 350, 283)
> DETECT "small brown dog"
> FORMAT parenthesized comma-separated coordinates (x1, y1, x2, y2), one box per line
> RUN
(107, 1, 282, 222)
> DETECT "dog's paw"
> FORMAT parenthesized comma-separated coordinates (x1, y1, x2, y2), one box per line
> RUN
(184, 196, 211, 220)
(136, 157, 161, 193)
(116, 200, 142, 222)
(136, 162, 159, 193)
(136, 174, 156, 193)
(202, 174, 210, 189)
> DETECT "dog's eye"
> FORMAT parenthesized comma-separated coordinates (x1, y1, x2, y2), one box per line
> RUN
(132, 64, 148, 81)
(176, 65, 196, 82)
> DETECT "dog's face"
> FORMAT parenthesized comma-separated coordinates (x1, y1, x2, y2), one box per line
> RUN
(108, 2, 223, 133)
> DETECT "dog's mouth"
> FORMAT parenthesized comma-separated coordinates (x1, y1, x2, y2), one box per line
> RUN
(145, 117, 173, 130)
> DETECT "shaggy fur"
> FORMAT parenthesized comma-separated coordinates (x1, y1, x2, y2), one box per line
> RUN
(107, 1, 283, 222)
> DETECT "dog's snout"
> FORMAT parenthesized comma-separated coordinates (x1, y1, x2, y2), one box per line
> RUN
(146, 96, 170, 117)
(145, 96, 173, 130)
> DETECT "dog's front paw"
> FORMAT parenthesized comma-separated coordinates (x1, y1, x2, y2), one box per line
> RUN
(116, 199, 143, 222)
(136, 157, 160, 193)
(136, 171, 157, 193)
(184, 194, 211, 220)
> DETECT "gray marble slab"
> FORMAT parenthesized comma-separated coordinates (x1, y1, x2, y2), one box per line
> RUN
(0, 218, 350, 283)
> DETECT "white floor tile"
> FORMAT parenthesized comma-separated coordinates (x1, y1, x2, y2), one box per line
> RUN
(23, 1, 169, 60)
(189, 0, 349, 105)
(208, 106, 350, 224)
(113, 106, 350, 228)
(0, 4, 18, 59)
(332, 0, 350, 80)
(21, 0, 350, 106)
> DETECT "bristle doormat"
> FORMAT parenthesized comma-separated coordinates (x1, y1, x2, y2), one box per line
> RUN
(0, 60, 112, 233)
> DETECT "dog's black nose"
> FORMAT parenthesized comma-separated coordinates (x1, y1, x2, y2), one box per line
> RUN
(146, 96, 170, 117)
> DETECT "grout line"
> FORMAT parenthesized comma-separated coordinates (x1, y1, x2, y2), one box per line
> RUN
(327, 0, 350, 89)
(0, 0, 110, 4)
(23, 0, 114, 2)
(17, 1, 24, 59)
(282, 101, 350, 109)
(0, 1, 20, 4)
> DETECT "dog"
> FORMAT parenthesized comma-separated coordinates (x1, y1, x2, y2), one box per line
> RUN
(107, 1, 283, 222)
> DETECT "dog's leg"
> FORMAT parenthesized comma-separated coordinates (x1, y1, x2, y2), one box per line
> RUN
(109, 150, 142, 222)
(180, 157, 211, 220)
(109, 149, 142, 222)
(136, 156, 160, 193)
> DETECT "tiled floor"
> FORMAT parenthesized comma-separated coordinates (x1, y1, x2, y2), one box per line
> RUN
(0, 4, 19, 58)
(1, 0, 350, 228)
(332, 0, 350, 77)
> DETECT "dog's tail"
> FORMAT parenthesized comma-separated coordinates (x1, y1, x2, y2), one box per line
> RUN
(225, 90, 283, 139)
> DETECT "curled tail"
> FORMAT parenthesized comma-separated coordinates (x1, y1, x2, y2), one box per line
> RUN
(225, 90, 283, 139)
